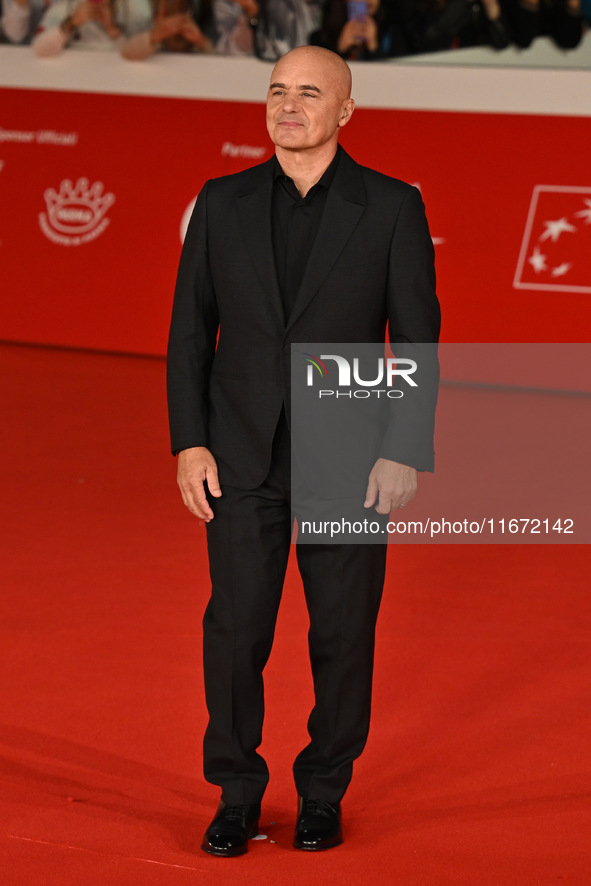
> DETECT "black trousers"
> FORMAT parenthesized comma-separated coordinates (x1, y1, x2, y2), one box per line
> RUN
(203, 413, 388, 805)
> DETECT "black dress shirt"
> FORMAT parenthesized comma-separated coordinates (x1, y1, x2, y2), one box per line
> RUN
(271, 147, 341, 320)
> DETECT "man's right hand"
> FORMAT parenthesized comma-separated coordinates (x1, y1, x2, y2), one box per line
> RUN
(177, 447, 221, 522)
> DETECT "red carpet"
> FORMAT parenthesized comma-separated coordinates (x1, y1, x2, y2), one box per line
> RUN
(0, 343, 589, 885)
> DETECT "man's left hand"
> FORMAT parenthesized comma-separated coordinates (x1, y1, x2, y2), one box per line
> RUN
(364, 459, 417, 514)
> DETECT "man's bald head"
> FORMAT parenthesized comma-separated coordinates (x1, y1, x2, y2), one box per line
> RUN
(271, 46, 353, 103)
(266, 47, 355, 160)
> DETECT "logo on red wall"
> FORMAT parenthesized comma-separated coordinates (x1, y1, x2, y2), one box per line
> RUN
(514, 185, 591, 294)
(38, 178, 115, 246)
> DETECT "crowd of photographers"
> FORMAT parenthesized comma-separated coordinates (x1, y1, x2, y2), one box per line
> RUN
(1, 0, 588, 60)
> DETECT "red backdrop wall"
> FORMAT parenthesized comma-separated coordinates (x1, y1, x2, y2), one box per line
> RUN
(1, 86, 590, 357)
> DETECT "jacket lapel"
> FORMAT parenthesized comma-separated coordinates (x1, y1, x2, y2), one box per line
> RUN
(286, 149, 366, 333)
(234, 150, 367, 331)
(236, 159, 285, 325)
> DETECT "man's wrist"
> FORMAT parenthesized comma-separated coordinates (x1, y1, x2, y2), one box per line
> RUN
(175, 445, 207, 456)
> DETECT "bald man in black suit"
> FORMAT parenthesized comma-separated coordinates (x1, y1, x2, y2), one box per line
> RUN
(167, 45, 440, 857)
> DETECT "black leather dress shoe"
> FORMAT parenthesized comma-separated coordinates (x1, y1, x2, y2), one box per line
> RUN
(201, 801, 261, 857)
(293, 797, 342, 851)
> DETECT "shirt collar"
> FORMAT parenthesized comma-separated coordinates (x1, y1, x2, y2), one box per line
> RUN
(272, 144, 342, 190)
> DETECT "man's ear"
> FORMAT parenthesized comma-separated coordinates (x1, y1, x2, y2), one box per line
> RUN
(338, 99, 355, 129)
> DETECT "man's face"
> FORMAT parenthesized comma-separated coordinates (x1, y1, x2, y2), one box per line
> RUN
(266, 50, 354, 154)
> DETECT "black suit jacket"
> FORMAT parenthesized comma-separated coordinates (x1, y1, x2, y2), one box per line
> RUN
(167, 147, 440, 489)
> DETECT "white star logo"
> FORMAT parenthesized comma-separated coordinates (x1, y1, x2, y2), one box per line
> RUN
(551, 262, 572, 278)
(539, 217, 577, 243)
(528, 246, 547, 273)
(575, 199, 591, 225)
